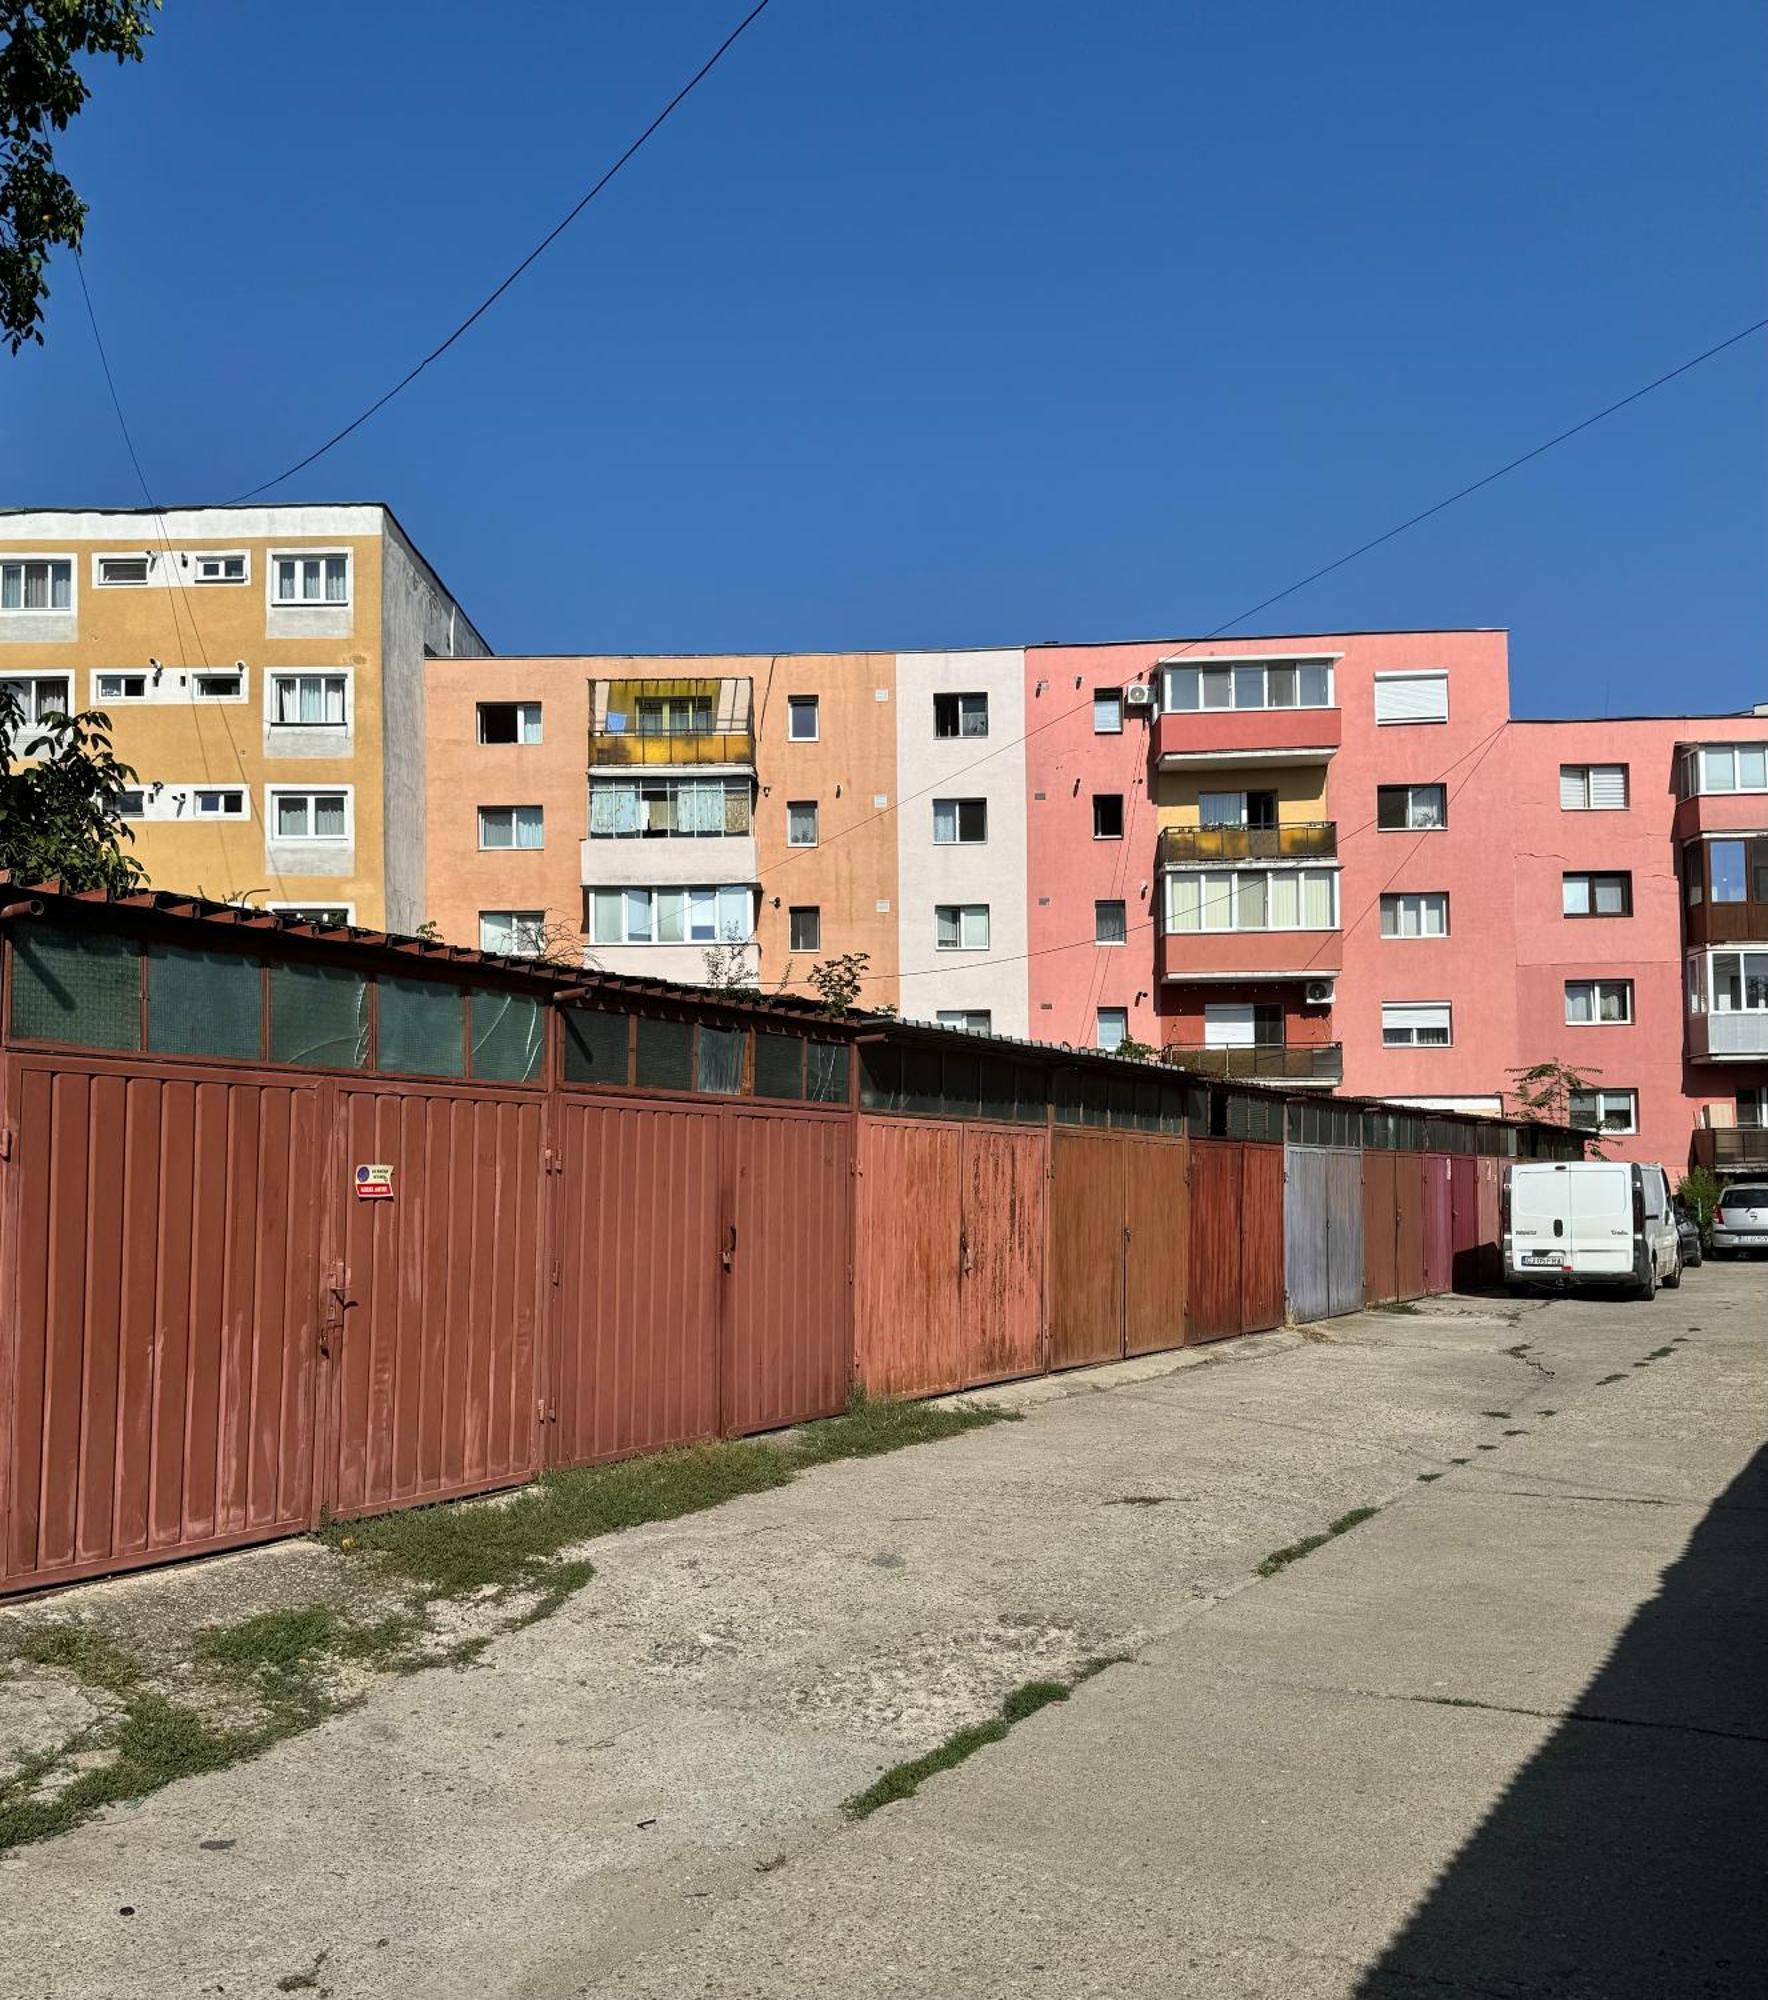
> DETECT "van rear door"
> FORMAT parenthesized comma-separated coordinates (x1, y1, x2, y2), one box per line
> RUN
(1568, 1165, 1635, 1278)
(1509, 1166, 1571, 1274)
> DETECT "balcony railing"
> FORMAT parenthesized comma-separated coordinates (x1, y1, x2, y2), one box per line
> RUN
(1163, 1042, 1344, 1086)
(1689, 1126, 1768, 1172)
(1687, 1010, 1768, 1061)
(588, 676, 755, 768)
(1158, 822, 1337, 865)
(588, 728, 755, 768)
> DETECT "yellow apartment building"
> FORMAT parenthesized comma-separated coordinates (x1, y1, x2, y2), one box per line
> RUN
(0, 504, 487, 931)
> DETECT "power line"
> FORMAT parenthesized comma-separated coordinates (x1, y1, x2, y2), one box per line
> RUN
(228, 0, 775, 503)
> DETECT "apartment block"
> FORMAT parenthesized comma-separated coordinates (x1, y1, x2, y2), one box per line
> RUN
(0, 505, 487, 930)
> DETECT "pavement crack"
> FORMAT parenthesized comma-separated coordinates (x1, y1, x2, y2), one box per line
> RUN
(1380, 1690, 1768, 1748)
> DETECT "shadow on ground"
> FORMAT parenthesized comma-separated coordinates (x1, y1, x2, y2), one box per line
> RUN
(1358, 1443, 1768, 1998)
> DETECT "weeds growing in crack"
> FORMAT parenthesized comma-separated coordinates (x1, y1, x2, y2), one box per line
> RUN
(1256, 1507, 1380, 1578)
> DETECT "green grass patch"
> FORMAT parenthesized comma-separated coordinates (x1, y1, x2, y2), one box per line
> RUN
(1502, 1428, 1527, 1436)
(1417, 1472, 1444, 1483)
(14, 1623, 142, 1696)
(1645, 1346, 1675, 1361)
(1479, 1410, 1512, 1420)
(1537, 1408, 1558, 1417)
(843, 1656, 1120, 1820)
(1449, 1456, 1471, 1464)
(1377, 1301, 1423, 1316)
(1256, 1506, 1379, 1578)
(1596, 1373, 1627, 1385)
(793, 1394, 1018, 1466)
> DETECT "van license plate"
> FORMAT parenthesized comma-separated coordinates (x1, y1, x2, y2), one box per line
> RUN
(1523, 1252, 1564, 1267)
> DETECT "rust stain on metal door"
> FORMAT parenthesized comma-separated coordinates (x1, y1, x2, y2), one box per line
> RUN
(1048, 1129, 1124, 1369)
(853, 1116, 964, 1399)
(1123, 1136, 1187, 1356)
(961, 1126, 1047, 1384)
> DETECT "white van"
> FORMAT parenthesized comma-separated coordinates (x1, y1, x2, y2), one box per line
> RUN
(1503, 1161, 1681, 1296)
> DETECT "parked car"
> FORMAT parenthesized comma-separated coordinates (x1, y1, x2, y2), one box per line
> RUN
(1503, 1160, 1681, 1297)
(1710, 1181, 1768, 1258)
(1671, 1195, 1703, 1270)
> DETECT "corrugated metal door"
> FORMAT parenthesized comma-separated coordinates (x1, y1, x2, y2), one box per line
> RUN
(961, 1127, 1047, 1385)
(1326, 1149, 1367, 1316)
(1363, 1149, 1398, 1304)
(1284, 1145, 1332, 1324)
(1187, 1140, 1243, 1342)
(1394, 1153, 1427, 1300)
(1448, 1156, 1479, 1290)
(551, 1097, 721, 1467)
(1424, 1155, 1455, 1295)
(1239, 1143, 1286, 1332)
(326, 1085, 543, 1520)
(1048, 1129, 1125, 1369)
(853, 1117, 963, 1398)
(1123, 1136, 1187, 1357)
(720, 1110, 851, 1436)
(1476, 1156, 1502, 1283)
(3, 1058, 322, 1595)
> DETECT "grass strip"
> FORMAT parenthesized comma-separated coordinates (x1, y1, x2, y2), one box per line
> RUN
(1256, 1505, 1381, 1578)
(844, 1657, 1121, 1821)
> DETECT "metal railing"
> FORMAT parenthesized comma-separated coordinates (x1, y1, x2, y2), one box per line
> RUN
(1157, 822, 1337, 865)
(1690, 1126, 1768, 1171)
(1162, 1042, 1344, 1085)
(588, 729, 755, 768)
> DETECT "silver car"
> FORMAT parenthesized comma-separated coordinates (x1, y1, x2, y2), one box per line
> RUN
(1711, 1182, 1768, 1256)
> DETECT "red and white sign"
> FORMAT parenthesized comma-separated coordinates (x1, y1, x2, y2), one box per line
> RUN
(354, 1164, 394, 1201)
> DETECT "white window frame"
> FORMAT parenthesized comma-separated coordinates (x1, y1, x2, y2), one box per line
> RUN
(931, 797, 988, 845)
(191, 668, 249, 704)
(267, 900, 356, 925)
(1559, 764, 1629, 811)
(1379, 891, 1449, 938)
(1373, 671, 1450, 725)
(933, 691, 990, 739)
(1092, 688, 1124, 734)
(786, 800, 820, 848)
(1688, 742, 1768, 796)
(788, 905, 822, 953)
(1160, 655, 1336, 715)
(193, 552, 249, 586)
(1094, 899, 1127, 945)
(1092, 793, 1125, 840)
(1377, 783, 1448, 831)
(93, 553, 153, 588)
(1569, 1086, 1638, 1135)
(267, 786, 353, 842)
(1164, 866, 1339, 934)
(0, 556, 74, 615)
(589, 884, 754, 947)
(935, 904, 991, 951)
(269, 550, 352, 608)
(91, 670, 149, 704)
(479, 910, 548, 956)
(115, 787, 146, 819)
(1096, 1007, 1129, 1052)
(936, 1009, 993, 1034)
(1564, 978, 1634, 1026)
(1707, 948, 1768, 1015)
(194, 787, 248, 819)
(476, 804, 544, 851)
(268, 670, 351, 730)
(475, 700, 543, 746)
(1, 673, 74, 724)
(786, 694, 820, 742)
(1381, 1001, 1453, 1048)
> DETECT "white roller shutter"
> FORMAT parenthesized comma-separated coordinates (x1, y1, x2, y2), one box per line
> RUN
(1560, 767, 1587, 810)
(1587, 764, 1628, 809)
(1374, 672, 1449, 724)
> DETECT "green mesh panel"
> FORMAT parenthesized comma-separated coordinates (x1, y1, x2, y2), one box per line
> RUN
(563, 1009, 629, 1086)
(472, 991, 543, 1083)
(148, 946, 262, 1060)
(9, 925, 141, 1049)
(269, 963, 369, 1069)
(695, 1025, 746, 1095)
(754, 1032, 805, 1100)
(634, 1016, 692, 1092)
(377, 977, 466, 1077)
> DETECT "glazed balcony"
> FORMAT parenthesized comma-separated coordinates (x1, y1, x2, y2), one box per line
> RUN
(1155, 706, 1341, 769)
(588, 677, 755, 770)
(1163, 1042, 1343, 1088)
(1686, 947, 1768, 1060)
(1157, 822, 1337, 866)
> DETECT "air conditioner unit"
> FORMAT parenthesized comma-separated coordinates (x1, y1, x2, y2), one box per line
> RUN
(1304, 978, 1335, 1006)
(1123, 683, 1155, 710)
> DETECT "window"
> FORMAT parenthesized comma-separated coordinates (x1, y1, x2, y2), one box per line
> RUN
(272, 553, 349, 604)
(95, 672, 146, 702)
(193, 672, 243, 700)
(1565, 978, 1634, 1025)
(1092, 794, 1124, 839)
(932, 798, 987, 844)
(476, 701, 542, 745)
(1712, 950, 1768, 1012)
(1376, 784, 1447, 830)
(1373, 672, 1449, 725)
(1161, 658, 1332, 713)
(1205, 1002, 1284, 1048)
(272, 790, 347, 839)
(1380, 892, 1449, 938)
(1562, 871, 1632, 917)
(1569, 1087, 1638, 1134)
(933, 691, 989, 738)
(1165, 867, 1337, 932)
(1096, 1008, 1129, 1052)
(1559, 764, 1628, 811)
(478, 805, 543, 850)
(937, 1010, 992, 1034)
(788, 906, 821, 952)
(935, 904, 990, 950)
(194, 553, 246, 585)
(96, 555, 150, 586)
(116, 789, 145, 818)
(480, 911, 547, 956)
(1687, 742, 1768, 795)
(786, 694, 819, 742)
(1, 675, 71, 722)
(1709, 840, 1748, 904)
(195, 788, 245, 817)
(1092, 689, 1123, 734)
(1381, 1002, 1452, 1048)
(588, 885, 753, 945)
(1095, 899, 1127, 944)
(588, 776, 751, 838)
(1, 558, 72, 610)
(635, 694, 713, 736)
(787, 800, 819, 848)
(1738, 1086, 1768, 1128)
(270, 673, 348, 726)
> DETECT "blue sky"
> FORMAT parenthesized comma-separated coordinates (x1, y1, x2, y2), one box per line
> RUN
(6, 0, 1763, 714)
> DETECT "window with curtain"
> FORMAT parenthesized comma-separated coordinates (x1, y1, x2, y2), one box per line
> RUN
(1380, 892, 1449, 937)
(932, 798, 987, 844)
(479, 911, 546, 956)
(787, 800, 819, 847)
(589, 885, 752, 944)
(1569, 1087, 1637, 1133)
(1376, 784, 1447, 830)
(1164, 868, 1336, 932)
(1161, 659, 1332, 712)
(272, 554, 349, 603)
(1562, 871, 1631, 917)
(1096, 1008, 1128, 1051)
(274, 791, 348, 838)
(1381, 1002, 1452, 1047)
(935, 904, 990, 949)
(1564, 978, 1633, 1024)
(1559, 764, 1629, 810)
(271, 674, 347, 725)
(477, 805, 542, 849)
(1092, 689, 1123, 733)
(1695, 743, 1768, 794)
(1, 559, 72, 610)
(1094, 900, 1126, 944)
(1710, 841, 1747, 903)
(1712, 951, 1768, 1012)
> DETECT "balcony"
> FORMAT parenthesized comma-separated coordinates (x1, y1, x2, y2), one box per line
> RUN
(1685, 901, 1768, 948)
(1158, 822, 1336, 865)
(1155, 705, 1341, 769)
(1689, 1125, 1768, 1174)
(588, 677, 755, 770)
(1158, 928, 1343, 981)
(1687, 1011, 1768, 1062)
(580, 833, 758, 888)
(1164, 1042, 1343, 1087)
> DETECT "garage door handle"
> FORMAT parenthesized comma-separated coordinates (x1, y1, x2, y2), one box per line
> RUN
(721, 1222, 738, 1272)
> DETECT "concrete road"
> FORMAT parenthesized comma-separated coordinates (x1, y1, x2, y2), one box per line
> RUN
(3, 1270, 1762, 1999)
